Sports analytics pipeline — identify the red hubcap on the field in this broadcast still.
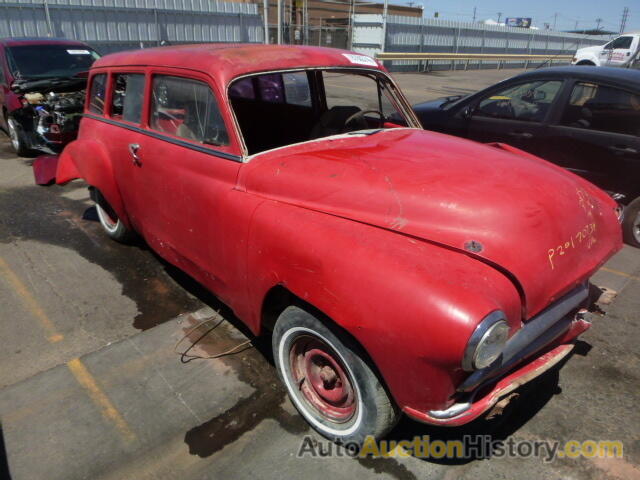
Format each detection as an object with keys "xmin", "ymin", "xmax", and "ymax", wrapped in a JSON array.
[{"xmin": 290, "ymin": 336, "xmax": 357, "ymax": 423}]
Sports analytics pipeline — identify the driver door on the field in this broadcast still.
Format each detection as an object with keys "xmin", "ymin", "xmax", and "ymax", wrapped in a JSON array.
[
  {"xmin": 466, "ymin": 79, "xmax": 564, "ymax": 156},
  {"xmin": 602, "ymin": 36, "xmax": 637, "ymax": 67}
]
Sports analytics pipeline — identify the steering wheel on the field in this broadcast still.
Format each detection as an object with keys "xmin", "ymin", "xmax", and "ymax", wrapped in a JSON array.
[{"xmin": 343, "ymin": 109, "xmax": 385, "ymax": 132}]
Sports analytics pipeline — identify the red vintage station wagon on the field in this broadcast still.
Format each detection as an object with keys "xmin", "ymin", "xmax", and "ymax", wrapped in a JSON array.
[{"xmin": 56, "ymin": 44, "xmax": 623, "ymax": 445}]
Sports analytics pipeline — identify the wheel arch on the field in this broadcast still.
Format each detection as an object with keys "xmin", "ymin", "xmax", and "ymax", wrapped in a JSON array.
[
  {"xmin": 260, "ymin": 283, "xmax": 394, "ymax": 397},
  {"xmin": 56, "ymin": 139, "xmax": 131, "ymax": 228}
]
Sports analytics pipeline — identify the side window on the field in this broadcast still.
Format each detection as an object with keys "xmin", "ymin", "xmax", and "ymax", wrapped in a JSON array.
[
  {"xmin": 88, "ymin": 73, "xmax": 107, "ymax": 114},
  {"xmin": 110, "ymin": 73, "xmax": 145, "ymax": 123},
  {"xmin": 560, "ymin": 82, "xmax": 640, "ymax": 136},
  {"xmin": 606, "ymin": 36, "xmax": 633, "ymax": 50},
  {"xmin": 282, "ymin": 72, "xmax": 311, "ymax": 107},
  {"xmin": 475, "ymin": 80, "xmax": 562, "ymax": 122},
  {"xmin": 150, "ymin": 75, "xmax": 229, "ymax": 146}
]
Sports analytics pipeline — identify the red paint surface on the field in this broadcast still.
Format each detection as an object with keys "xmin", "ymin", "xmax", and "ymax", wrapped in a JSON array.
[
  {"xmin": 56, "ymin": 45, "xmax": 623, "ymax": 423},
  {"xmin": 32, "ymin": 155, "xmax": 59, "ymax": 185}
]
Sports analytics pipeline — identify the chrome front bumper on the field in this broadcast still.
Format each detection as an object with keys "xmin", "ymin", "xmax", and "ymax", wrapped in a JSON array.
[{"xmin": 428, "ymin": 283, "xmax": 590, "ymax": 420}]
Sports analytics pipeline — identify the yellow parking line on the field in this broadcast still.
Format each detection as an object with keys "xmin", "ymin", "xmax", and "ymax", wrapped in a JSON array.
[
  {"xmin": 0, "ymin": 256, "xmax": 63, "ymax": 343},
  {"xmin": 601, "ymin": 266, "xmax": 640, "ymax": 282},
  {"xmin": 0, "ymin": 255, "xmax": 136, "ymax": 444},
  {"xmin": 67, "ymin": 358, "xmax": 137, "ymax": 444}
]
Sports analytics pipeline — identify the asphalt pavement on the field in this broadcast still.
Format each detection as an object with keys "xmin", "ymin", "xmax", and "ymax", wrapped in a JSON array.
[{"xmin": 0, "ymin": 68, "xmax": 639, "ymax": 480}]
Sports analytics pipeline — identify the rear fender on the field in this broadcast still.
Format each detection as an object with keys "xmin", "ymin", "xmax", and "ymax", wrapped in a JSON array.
[{"xmin": 56, "ymin": 139, "xmax": 130, "ymax": 227}]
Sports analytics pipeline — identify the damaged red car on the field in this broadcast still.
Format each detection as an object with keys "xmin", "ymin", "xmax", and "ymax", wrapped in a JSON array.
[
  {"xmin": 56, "ymin": 44, "xmax": 623, "ymax": 445},
  {"xmin": 0, "ymin": 37, "xmax": 100, "ymax": 156}
]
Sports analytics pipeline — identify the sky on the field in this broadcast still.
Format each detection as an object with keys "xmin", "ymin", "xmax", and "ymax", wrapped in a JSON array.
[{"xmin": 415, "ymin": 0, "xmax": 639, "ymax": 33}]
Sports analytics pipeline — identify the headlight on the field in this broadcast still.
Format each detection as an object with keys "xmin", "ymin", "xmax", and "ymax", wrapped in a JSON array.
[{"xmin": 462, "ymin": 311, "xmax": 510, "ymax": 371}]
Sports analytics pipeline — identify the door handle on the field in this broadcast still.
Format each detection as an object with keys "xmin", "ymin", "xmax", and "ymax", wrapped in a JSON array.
[
  {"xmin": 608, "ymin": 145, "xmax": 638, "ymax": 155},
  {"xmin": 128, "ymin": 143, "xmax": 142, "ymax": 166},
  {"xmin": 508, "ymin": 131, "xmax": 533, "ymax": 139}
]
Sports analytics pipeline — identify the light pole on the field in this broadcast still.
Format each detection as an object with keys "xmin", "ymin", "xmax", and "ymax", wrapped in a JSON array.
[
  {"xmin": 264, "ymin": 0, "xmax": 269, "ymax": 43},
  {"xmin": 277, "ymin": 0, "xmax": 282, "ymax": 44},
  {"xmin": 382, "ymin": 0, "xmax": 389, "ymax": 52}
]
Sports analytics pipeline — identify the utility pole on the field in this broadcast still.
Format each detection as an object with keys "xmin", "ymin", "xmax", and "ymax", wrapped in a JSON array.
[
  {"xmin": 382, "ymin": 0, "xmax": 389, "ymax": 52},
  {"xmin": 620, "ymin": 6, "xmax": 629, "ymax": 34},
  {"xmin": 574, "ymin": 20, "xmax": 578, "ymax": 31},
  {"xmin": 497, "ymin": 12, "xmax": 502, "ymax": 23},
  {"xmin": 263, "ymin": 0, "xmax": 269, "ymax": 44},
  {"xmin": 277, "ymin": 0, "xmax": 282, "ymax": 44},
  {"xmin": 553, "ymin": 13, "xmax": 557, "ymax": 31},
  {"xmin": 472, "ymin": 6, "xmax": 477, "ymax": 23},
  {"xmin": 595, "ymin": 18, "xmax": 602, "ymax": 31}
]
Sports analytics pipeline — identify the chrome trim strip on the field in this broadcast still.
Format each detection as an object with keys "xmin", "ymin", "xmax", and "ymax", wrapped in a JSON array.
[
  {"xmin": 83, "ymin": 114, "xmax": 243, "ymax": 163},
  {"xmin": 461, "ymin": 310, "xmax": 506, "ymax": 371},
  {"xmin": 428, "ymin": 401, "xmax": 473, "ymax": 419}
]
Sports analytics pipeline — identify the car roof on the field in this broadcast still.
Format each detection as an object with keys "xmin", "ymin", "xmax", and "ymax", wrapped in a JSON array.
[
  {"xmin": 92, "ymin": 43, "xmax": 385, "ymax": 86},
  {"xmin": 509, "ymin": 66, "xmax": 640, "ymax": 88},
  {"xmin": 0, "ymin": 37, "xmax": 92, "ymax": 47}
]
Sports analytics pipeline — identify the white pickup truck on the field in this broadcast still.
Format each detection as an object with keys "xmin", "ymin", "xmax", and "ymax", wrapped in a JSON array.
[{"xmin": 572, "ymin": 32, "xmax": 640, "ymax": 68}]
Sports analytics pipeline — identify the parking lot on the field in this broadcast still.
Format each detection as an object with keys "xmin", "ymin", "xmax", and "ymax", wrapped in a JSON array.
[{"xmin": 1, "ymin": 68, "xmax": 640, "ymax": 480}]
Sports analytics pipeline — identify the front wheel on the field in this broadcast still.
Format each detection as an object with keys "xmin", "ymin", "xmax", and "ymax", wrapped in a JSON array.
[
  {"xmin": 94, "ymin": 190, "xmax": 135, "ymax": 243},
  {"xmin": 623, "ymin": 197, "xmax": 640, "ymax": 248},
  {"xmin": 7, "ymin": 117, "xmax": 31, "ymax": 157},
  {"xmin": 273, "ymin": 305, "xmax": 399, "ymax": 446}
]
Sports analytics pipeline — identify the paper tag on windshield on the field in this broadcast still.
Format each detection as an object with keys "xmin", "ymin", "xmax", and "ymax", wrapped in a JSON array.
[
  {"xmin": 342, "ymin": 53, "xmax": 378, "ymax": 66},
  {"xmin": 67, "ymin": 49, "xmax": 91, "ymax": 55}
]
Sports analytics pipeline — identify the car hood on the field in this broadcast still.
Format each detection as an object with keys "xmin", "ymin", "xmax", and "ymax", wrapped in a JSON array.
[
  {"xmin": 413, "ymin": 95, "xmax": 467, "ymax": 112},
  {"xmin": 576, "ymin": 45, "xmax": 605, "ymax": 55},
  {"xmin": 239, "ymin": 128, "xmax": 622, "ymax": 317}
]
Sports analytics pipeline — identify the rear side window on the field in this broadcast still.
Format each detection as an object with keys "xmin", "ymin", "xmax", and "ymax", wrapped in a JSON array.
[
  {"xmin": 111, "ymin": 73, "xmax": 145, "ymax": 123},
  {"xmin": 88, "ymin": 73, "xmax": 107, "ymax": 114},
  {"xmin": 560, "ymin": 82, "xmax": 640, "ymax": 136},
  {"xmin": 150, "ymin": 75, "xmax": 229, "ymax": 146}
]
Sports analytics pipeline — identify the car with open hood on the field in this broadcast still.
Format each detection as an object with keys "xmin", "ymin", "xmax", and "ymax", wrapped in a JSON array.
[
  {"xmin": 0, "ymin": 37, "xmax": 100, "ymax": 156},
  {"xmin": 55, "ymin": 44, "xmax": 623, "ymax": 446}
]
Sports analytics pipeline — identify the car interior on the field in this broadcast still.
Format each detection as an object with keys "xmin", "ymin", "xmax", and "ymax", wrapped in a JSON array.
[
  {"xmin": 475, "ymin": 80, "xmax": 561, "ymax": 123},
  {"xmin": 229, "ymin": 69, "xmax": 407, "ymax": 155},
  {"xmin": 561, "ymin": 82, "xmax": 640, "ymax": 136}
]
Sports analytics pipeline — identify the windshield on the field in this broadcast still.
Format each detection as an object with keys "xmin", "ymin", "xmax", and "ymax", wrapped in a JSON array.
[
  {"xmin": 7, "ymin": 45, "xmax": 100, "ymax": 80},
  {"xmin": 229, "ymin": 68, "xmax": 414, "ymax": 155}
]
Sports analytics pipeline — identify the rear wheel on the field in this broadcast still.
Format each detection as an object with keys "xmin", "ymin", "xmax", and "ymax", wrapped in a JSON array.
[
  {"xmin": 94, "ymin": 190, "xmax": 135, "ymax": 243},
  {"xmin": 273, "ymin": 305, "xmax": 399, "ymax": 446},
  {"xmin": 623, "ymin": 197, "xmax": 640, "ymax": 248},
  {"xmin": 7, "ymin": 117, "xmax": 31, "ymax": 157}
]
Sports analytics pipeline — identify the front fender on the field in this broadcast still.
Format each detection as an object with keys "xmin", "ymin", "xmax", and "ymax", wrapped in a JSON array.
[
  {"xmin": 56, "ymin": 139, "xmax": 130, "ymax": 227},
  {"xmin": 246, "ymin": 200, "xmax": 522, "ymax": 412}
]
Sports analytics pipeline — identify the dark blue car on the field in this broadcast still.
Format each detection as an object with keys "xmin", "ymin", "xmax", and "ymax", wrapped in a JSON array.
[{"xmin": 410, "ymin": 66, "xmax": 640, "ymax": 247}]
